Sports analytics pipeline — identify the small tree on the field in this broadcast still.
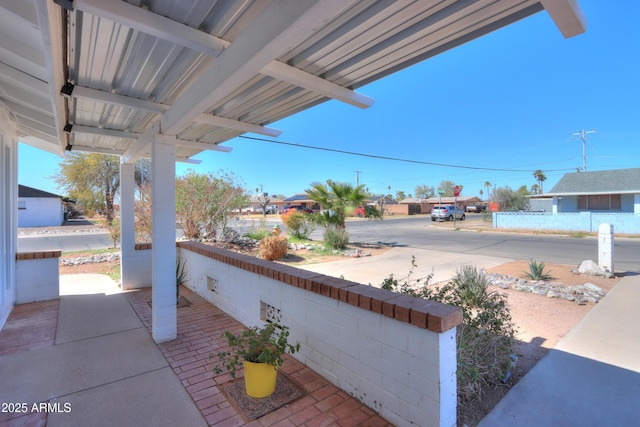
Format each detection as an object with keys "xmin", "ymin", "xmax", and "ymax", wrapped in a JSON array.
[{"xmin": 176, "ymin": 170, "xmax": 249, "ymax": 240}]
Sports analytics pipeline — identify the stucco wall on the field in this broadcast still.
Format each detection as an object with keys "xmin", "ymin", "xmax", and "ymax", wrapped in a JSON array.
[
  {"xmin": 18, "ymin": 197, "xmax": 63, "ymax": 227},
  {"xmin": 15, "ymin": 250, "xmax": 61, "ymax": 303},
  {"xmin": 177, "ymin": 241, "xmax": 460, "ymax": 427},
  {"xmin": 493, "ymin": 212, "xmax": 640, "ymax": 234}
]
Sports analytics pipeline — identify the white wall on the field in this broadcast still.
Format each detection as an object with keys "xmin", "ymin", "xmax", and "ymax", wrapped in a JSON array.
[
  {"xmin": 178, "ymin": 244, "xmax": 458, "ymax": 427},
  {"xmin": 18, "ymin": 196, "xmax": 63, "ymax": 227},
  {"xmin": 0, "ymin": 108, "xmax": 18, "ymax": 330},
  {"xmin": 15, "ymin": 256, "xmax": 60, "ymax": 303}
]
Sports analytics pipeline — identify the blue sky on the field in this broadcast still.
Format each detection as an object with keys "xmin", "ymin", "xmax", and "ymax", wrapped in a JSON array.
[{"xmin": 19, "ymin": 0, "xmax": 639, "ymax": 200}]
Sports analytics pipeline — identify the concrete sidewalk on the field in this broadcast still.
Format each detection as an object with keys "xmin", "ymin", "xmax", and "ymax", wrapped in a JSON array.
[
  {"xmin": 0, "ymin": 277, "xmax": 206, "ymax": 427},
  {"xmin": 299, "ymin": 246, "xmax": 512, "ymax": 285},
  {"xmin": 478, "ymin": 273, "xmax": 640, "ymax": 426}
]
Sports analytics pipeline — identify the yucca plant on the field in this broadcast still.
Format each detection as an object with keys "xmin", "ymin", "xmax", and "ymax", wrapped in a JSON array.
[{"xmin": 524, "ymin": 259, "xmax": 553, "ymax": 281}]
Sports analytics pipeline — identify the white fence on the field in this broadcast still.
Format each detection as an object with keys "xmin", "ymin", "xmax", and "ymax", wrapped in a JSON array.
[
  {"xmin": 493, "ymin": 212, "xmax": 640, "ymax": 234},
  {"xmin": 177, "ymin": 241, "xmax": 462, "ymax": 427}
]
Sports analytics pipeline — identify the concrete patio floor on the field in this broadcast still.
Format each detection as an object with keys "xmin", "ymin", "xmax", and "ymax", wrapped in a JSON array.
[{"xmin": 0, "ymin": 275, "xmax": 391, "ymax": 427}]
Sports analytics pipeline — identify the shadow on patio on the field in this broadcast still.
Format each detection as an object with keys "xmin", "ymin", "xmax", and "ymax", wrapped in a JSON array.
[{"xmin": 0, "ymin": 276, "xmax": 391, "ymax": 426}]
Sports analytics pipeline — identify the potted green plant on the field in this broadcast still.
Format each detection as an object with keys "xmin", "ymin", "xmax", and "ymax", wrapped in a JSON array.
[{"xmin": 212, "ymin": 322, "xmax": 300, "ymax": 398}]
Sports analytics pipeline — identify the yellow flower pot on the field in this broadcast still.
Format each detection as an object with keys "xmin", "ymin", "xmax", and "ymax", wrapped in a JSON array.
[{"xmin": 243, "ymin": 360, "xmax": 277, "ymax": 398}]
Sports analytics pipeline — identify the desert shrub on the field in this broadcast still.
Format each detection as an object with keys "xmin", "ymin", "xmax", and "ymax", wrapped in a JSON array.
[
  {"xmin": 381, "ymin": 262, "xmax": 516, "ymax": 405},
  {"xmin": 524, "ymin": 259, "xmax": 553, "ymax": 280},
  {"xmin": 323, "ymin": 225, "xmax": 349, "ymax": 249},
  {"xmin": 259, "ymin": 236, "xmax": 288, "ymax": 261},
  {"xmin": 280, "ymin": 210, "xmax": 315, "ymax": 239},
  {"xmin": 245, "ymin": 227, "xmax": 271, "ymax": 240}
]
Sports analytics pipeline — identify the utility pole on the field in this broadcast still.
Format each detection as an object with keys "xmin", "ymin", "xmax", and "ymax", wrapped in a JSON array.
[
  {"xmin": 572, "ymin": 129, "xmax": 596, "ymax": 172},
  {"xmin": 354, "ymin": 170, "xmax": 362, "ymax": 186}
]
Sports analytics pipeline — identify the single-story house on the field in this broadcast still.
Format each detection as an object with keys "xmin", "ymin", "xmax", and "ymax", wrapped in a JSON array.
[
  {"xmin": 283, "ymin": 193, "xmax": 320, "ymax": 211},
  {"xmin": 495, "ymin": 168, "xmax": 640, "ymax": 233},
  {"xmin": 542, "ymin": 168, "xmax": 640, "ymax": 213},
  {"xmin": 18, "ymin": 185, "xmax": 64, "ymax": 227}
]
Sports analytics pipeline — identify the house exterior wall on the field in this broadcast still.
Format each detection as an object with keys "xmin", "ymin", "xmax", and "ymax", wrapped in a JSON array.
[
  {"xmin": 177, "ymin": 242, "xmax": 460, "ymax": 427},
  {"xmin": 558, "ymin": 194, "xmax": 635, "ymax": 213},
  {"xmin": 493, "ymin": 212, "xmax": 640, "ymax": 234},
  {"xmin": 18, "ymin": 196, "xmax": 63, "ymax": 227},
  {"xmin": 0, "ymin": 110, "xmax": 18, "ymax": 330}
]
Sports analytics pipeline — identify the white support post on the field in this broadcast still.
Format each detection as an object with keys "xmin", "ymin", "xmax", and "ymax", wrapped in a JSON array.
[
  {"xmin": 634, "ymin": 194, "xmax": 640, "ymax": 214},
  {"xmin": 119, "ymin": 162, "xmax": 136, "ymax": 289},
  {"xmin": 151, "ymin": 135, "xmax": 177, "ymax": 342},
  {"xmin": 552, "ymin": 196, "xmax": 559, "ymax": 214},
  {"xmin": 598, "ymin": 223, "xmax": 614, "ymax": 275}
]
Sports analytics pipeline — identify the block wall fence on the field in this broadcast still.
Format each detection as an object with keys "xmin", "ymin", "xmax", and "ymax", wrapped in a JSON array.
[{"xmin": 177, "ymin": 241, "xmax": 462, "ymax": 427}]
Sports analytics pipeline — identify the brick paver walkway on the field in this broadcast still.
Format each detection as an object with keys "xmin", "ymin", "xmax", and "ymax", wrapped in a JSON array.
[
  {"xmin": 127, "ymin": 286, "xmax": 393, "ymax": 427},
  {"xmin": 0, "ymin": 287, "xmax": 392, "ymax": 426}
]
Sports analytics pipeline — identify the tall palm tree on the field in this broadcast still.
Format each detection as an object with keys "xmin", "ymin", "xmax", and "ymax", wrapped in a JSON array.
[
  {"xmin": 484, "ymin": 181, "xmax": 492, "ymax": 202},
  {"xmin": 533, "ymin": 170, "xmax": 547, "ymax": 194},
  {"xmin": 306, "ymin": 180, "xmax": 368, "ymax": 229}
]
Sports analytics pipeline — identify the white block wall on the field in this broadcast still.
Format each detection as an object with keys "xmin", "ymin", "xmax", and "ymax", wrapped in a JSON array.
[
  {"xmin": 494, "ymin": 212, "xmax": 640, "ymax": 234},
  {"xmin": 178, "ymin": 246, "xmax": 457, "ymax": 427},
  {"xmin": 16, "ymin": 257, "xmax": 59, "ymax": 303}
]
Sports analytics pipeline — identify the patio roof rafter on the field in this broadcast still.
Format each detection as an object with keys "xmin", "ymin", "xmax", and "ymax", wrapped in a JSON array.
[
  {"xmin": 34, "ymin": 0, "xmax": 68, "ymax": 156},
  {"xmin": 161, "ymin": 0, "xmax": 358, "ymax": 135},
  {"xmin": 540, "ymin": 0, "xmax": 587, "ymax": 38},
  {"xmin": 72, "ymin": 0, "xmax": 227, "ymax": 56}
]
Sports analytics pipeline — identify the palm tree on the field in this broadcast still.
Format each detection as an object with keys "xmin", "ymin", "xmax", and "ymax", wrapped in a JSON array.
[
  {"xmin": 484, "ymin": 181, "xmax": 492, "ymax": 202},
  {"xmin": 533, "ymin": 170, "xmax": 547, "ymax": 194},
  {"xmin": 306, "ymin": 180, "xmax": 368, "ymax": 229}
]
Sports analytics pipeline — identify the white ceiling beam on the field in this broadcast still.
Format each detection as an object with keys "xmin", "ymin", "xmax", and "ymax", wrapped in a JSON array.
[
  {"xmin": 161, "ymin": 0, "xmax": 354, "ymax": 135},
  {"xmin": 0, "ymin": 62, "xmax": 49, "ymax": 94},
  {"xmin": 195, "ymin": 114, "xmax": 282, "ymax": 137},
  {"xmin": 540, "ymin": 0, "xmax": 587, "ymax": 38},
  {"xmin": 173, "ymin": 139, "xmax": 232, "ymax": 153},
  {"xmin": 35, "ymin": 0, "xmax": 68, "ymax": 155},
  {"xmin": 68, "ymin": 144, "xmax": 125, "ymax": 156},
  {"xmin": 261, "ymin": 61, "xmax": 374, "ymax": 109},
  {"xmin": 71, "ymin": 85, "xmax": 168, "ymax": 114},
  {"xmin": 73, "ymin": 0, "xmax": 227, "ymax": 56},
  {"xmin": 72, "ymin": 0, "xmax": 372, "ymax": 113},
  {"xmin": 69, "ymin": 124, "xmax": 140, "ymax": 140},
  {"xmin": 123, "ymin": 125, "xmax": 155, "ymax": 164}
]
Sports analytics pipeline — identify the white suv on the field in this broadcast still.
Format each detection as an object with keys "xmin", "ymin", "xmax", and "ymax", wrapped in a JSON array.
[{"xmin": 431, "ymin": 205, "xmax": 465, "ymax": 221}]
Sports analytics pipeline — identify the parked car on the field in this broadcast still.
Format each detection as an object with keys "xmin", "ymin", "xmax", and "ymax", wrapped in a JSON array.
[
  {"xmin": 281, "ymin": 205, "xmax": 313, "ymax": 214},
  {"xmin": 465, "ymin": 203, "xmax": 486, "ymax": 213},
  {"xmin": 255, "ymin": 205, "xmax": 278, "ymax": 214},
  {"xmin": 431, "ymin": 205, "xmax": 465, "ymax": 221}
]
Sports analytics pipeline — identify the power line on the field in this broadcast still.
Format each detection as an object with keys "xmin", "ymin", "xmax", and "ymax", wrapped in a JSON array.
[{"xmin": 238, "ymin": 135, "xmax": 576, "ymax": 173}]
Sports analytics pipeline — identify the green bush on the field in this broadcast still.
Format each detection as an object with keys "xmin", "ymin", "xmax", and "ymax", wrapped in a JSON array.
[
  {"xmin": 381, "ymin": 262, "xmax": 516, "ymax": 405},
  {"xmin": 244, "ymin": 227, "xmax": 271, "ymax": 240},
  {"xmin": 323, "ymin": 225, "xmax": 349, "ymax": 250},
  {"xmin": 280, "ymin": 210, "xmax": 315, "ymax": 239}
]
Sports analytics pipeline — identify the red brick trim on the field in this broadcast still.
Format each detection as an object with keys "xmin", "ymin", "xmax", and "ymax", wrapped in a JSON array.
[
  {"xmin": 135, "ymin": 243, "xmax": 152, "ymax": 250},
  {"xmin": 16, "ymin": 250, "xmax": 62, "ymax": 260},
  {"xmin": 177, "ymin": 241, "xmax": 462, "ymax": 333}
]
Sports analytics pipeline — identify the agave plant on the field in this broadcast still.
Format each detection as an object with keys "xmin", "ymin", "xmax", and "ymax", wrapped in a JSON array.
[{"xmin": 524, "ymin": 260, "xmax": 553, "ymax": 281}]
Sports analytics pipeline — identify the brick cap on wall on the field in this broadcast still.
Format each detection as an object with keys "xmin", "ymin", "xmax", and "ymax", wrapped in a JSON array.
[
  {"xmin": 177, "ymin": 241, "xmax": 463, "ymax": 333},
  {"xmin": 16, "ymin": 250, "xmax": 62, "ymax": 260}
]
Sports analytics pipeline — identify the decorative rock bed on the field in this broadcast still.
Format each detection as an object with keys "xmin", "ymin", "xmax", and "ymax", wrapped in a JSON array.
[
  {"xmin": 487, "ymin": 272, "xmax": 606, "ymax": 305},
  {"xmin": 61, "ymin": 252, "xmax": 120, "ymax": 266}
]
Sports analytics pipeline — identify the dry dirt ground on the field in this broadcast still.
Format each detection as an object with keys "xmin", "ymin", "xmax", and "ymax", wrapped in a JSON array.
[{"xmin": 59, "ymin": 248, "xmax": 621, "ymax": 426}]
